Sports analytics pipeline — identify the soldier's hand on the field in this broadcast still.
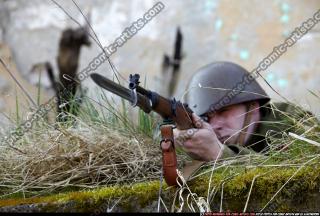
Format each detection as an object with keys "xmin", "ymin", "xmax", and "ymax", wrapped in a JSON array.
[{"xmin": 173, "ymin": 113, "xmax": 224, "ymax": 162}]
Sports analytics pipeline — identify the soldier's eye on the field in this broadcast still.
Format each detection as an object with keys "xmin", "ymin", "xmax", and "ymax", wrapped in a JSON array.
[{"xmin": 218, "ymin": 108, "xmax": 229, "ymax": 114}]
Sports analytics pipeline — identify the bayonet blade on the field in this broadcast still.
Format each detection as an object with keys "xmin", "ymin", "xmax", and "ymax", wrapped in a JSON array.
[{"xmin": 90, "ymin": 73, "xmax": 133, "ymax": 103}]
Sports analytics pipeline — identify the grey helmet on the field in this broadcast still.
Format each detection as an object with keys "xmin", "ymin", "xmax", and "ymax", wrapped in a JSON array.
[{"xmin": 185, "ymin": 61, "xmax": 270, "ymax": 116}]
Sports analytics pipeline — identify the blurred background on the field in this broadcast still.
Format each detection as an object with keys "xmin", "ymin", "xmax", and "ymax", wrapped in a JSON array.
[{"xmin": 0, "ymin": 0, "xmax": 319, "ymax": 128}]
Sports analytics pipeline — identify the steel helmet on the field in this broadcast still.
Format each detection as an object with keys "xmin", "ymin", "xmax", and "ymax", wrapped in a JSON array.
[{"xmin": 185, "ymin": 61, "xmax": 270, "ymax": 116}]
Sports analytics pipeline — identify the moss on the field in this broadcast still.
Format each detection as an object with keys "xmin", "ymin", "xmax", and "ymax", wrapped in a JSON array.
[
  {"xmin": 0, "ymin": 164, "xmax": 319, "ymax": 212},
  {"xmin": 187, "ymin": 164, "xmax": 320, "ymax": 211},
  {"xmin": 0, "ymin": 180, "xmax": 163, "ymax": 212}
]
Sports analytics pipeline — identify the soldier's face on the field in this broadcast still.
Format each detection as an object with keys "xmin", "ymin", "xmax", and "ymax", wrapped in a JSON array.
[{"xmin": 206, "ymin": 103, "xmax": 252, "ymax": 145}]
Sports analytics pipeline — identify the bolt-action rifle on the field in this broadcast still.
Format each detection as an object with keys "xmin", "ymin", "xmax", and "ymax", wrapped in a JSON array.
[{"xmin": 90, "ymin": 73, "xmax": 202, "ymax": 186}]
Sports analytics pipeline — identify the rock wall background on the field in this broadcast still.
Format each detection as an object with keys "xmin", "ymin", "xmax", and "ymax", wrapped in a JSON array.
[{"xmin": 0, "ymin": 0, "xmax": 319, "ymax": 127}]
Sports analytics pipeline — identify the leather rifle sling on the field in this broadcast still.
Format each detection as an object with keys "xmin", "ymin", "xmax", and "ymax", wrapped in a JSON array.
[
  {"xmin": 160, "ymin": 125, "xmax": 179, "ymax": 186},
  {"xmin": 160, "ymin": 125, "xmax": 205, "ymax": 185}
]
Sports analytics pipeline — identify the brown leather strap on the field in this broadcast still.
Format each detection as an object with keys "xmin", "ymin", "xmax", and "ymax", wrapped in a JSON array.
[
  {"xmin": 237, "ymin": 103, "xmax": 255, "ymax": 146},
  {"xmin": 160, "ymin": 125, "xmax": 179, "ymax": 186}
]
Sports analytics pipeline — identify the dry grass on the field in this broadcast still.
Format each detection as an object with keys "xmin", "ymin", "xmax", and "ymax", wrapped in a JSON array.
[{"xmin": 0, "ymin": 105, "xmax": 162, "ymax": 199}]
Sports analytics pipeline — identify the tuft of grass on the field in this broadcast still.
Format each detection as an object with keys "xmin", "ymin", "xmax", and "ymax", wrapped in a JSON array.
[
  {"xmin": 0, "ymin": 87, "xmax": 162, "ymax": 200},
  {"xmin": 138, "ymin": 109, "xmax": 156, "ymax": 137}
]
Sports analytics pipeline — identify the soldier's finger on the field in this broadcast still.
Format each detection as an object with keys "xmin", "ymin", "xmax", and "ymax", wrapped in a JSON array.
[
  {"xmin": 192, "ymin": 113, "xmax": 203, "ymax": 128},
  {"xmin": 182, "ymin": 139, "xmax": 193, "ymax": 149},
  {"xmin": 192, "ymin": 113, "xmax": 212, "ymax": 130}
]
